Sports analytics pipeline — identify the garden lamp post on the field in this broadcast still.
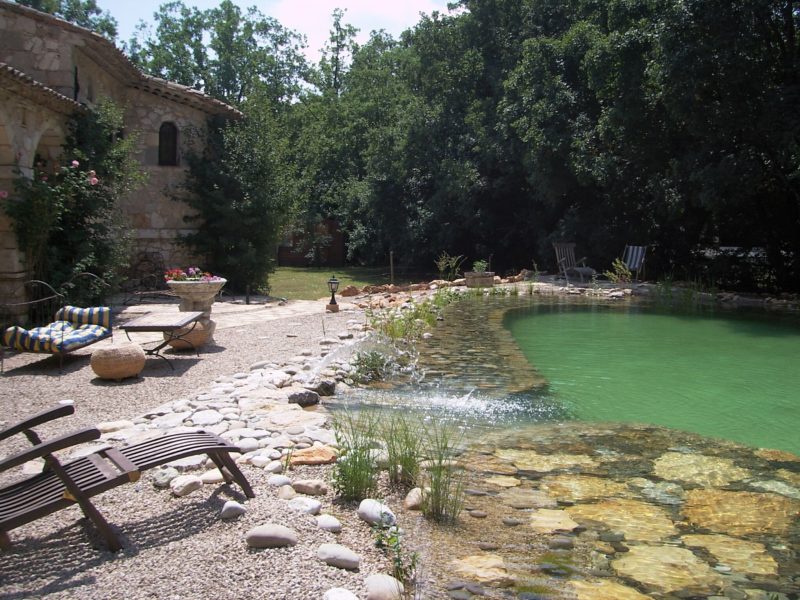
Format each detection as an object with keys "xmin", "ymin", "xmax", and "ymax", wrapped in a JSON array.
[{"xmin": 326, "ymin": 275, "xmax": 340, "ymax": 312}]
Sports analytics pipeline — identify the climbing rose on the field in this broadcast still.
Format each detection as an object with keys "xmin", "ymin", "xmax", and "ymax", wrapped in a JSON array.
[
  {"xmin": 0, "ymin": 190, "xmax": 7, "ymax": 198},
  {"xmin": 71, "ymin": 160, "xmax": 79, "ymax": 167},
  {"xmin": 89, "ymin": 177, "xmax": 99, "ymax": 185}
]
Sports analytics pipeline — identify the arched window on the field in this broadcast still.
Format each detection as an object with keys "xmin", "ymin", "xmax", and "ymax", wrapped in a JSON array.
[{"xmin": 158, "ymin": 122, "xmax": 178, "ymax": 166}]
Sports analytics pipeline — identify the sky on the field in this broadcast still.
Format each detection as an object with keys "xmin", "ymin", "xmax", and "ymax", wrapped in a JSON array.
[{"xmin": 104, "ymin": 0, "xmax": 455, "ymax": 64}]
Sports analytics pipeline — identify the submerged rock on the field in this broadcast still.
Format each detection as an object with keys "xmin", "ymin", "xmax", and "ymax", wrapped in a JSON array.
[
  {"xmin": 451, "ymin": 554, "xmax": 513, "ymax": 587},
  {"xmin": 653, "ymin": 451, "xmax": 751, "ymax": 487},
  {"xmin": 612, "ymin": 545, "xmax": 724, "ymax": 596},
  {"xmin": 682, "ymin": 534, "xmax": 778, "ymax": 576},
  {"xmin": 682, "ymin": 489, "xmax": 800, "ymax": 536},
  {"xmin": 567, "ymin": 498, "xmax": 677, "ymax": 542},
  {"xmin": 494, "ymin": 448, "xmax": 599, "ymax": 473},
  {"xmin": 540, "ymin": 474, "xmax": 629, "ymax": 502}
]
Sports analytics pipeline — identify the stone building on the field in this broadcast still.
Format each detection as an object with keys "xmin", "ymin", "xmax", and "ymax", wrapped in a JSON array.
[{"xmin": 0, "ymin": 0, "xmax": 240, "ymax": 303}]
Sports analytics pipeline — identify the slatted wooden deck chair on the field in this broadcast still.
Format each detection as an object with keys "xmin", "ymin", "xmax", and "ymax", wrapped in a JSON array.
[
  {"xmin": 622, "ymin": 245, "xmax": 647, "ymax": 281},
  {"xmin": 0, "ymin": 405, "xmax": 254, "ymax": 552},
  {"xmin": 553, "ymin": 242, "xmax": 596, "ymax": 283}
]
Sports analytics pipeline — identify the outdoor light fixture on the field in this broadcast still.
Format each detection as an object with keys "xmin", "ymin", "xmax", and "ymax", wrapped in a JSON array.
[{"xmin": 326, "ymin": 275, "xmax": 340, "ymax": 312}]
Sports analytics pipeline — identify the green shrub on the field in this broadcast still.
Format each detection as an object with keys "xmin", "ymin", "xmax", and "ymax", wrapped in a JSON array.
[
  {"xmin": 471, "ymin": 259, "xmax": 489, "ymax": 272},
  {"xmin": 374, "ymin": 523, "xmax": 418, "ymax": 588},
  {"xmin": 604, "ymin": 257, "xmax": 632, "ymax": 284},
  {"xmin": 435, "ymin": 251, "xmax": 466, "ymax": 281}
]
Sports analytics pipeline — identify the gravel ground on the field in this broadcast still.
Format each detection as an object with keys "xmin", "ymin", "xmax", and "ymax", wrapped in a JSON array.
[{"xmin": 0, "ymin": 301, "xmax": 403, "ymax": 600}]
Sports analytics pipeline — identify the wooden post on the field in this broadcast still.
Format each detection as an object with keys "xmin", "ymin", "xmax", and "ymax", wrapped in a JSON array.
[{"xmin": 390, "ymin": 250, "xmax": 395, "ymax": 285}]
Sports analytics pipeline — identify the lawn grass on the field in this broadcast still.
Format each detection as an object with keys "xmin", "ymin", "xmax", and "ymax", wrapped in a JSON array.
[{"xmin": 268, "ymin": 266, "xmax": 416, "ymax": 300}]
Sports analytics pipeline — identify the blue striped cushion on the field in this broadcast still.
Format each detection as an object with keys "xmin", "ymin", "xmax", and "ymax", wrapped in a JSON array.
[
  {"xmin": 55, "ymin": 323, "xmax": 111, "ymax": 353},
  {"xmin": 2, "ymin": 306, "xmax": 112, "ymax": 355},
  {"xmin": 55, "ymin": 306, "xmax": 112, "ymax": 328}
]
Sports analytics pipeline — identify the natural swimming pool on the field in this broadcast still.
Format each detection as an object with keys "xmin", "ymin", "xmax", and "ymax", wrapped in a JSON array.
[
  {"xmin": 505, "ymin": 301, "xmax": 800, "ymax": 455},
  {"xmin": 345, "ymin": 294, "xmax": 800, "ymax": 598}
]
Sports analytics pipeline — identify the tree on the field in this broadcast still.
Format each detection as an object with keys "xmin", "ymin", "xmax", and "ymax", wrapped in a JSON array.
[
  {"xmin": 15, "ymin": 0, "xmax": 117, "ymax": 39},
  {"xmin": 127, "ymin": 0, "xmax": 308, "ymax": 107},
  {"xmin": 179, "ymin": 107, "xmax": 294, "ymax": 296}
]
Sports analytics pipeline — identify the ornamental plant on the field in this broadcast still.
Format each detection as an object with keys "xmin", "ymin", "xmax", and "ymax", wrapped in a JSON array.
[
  {"xmin": 6, "ymin": 159, "xmax": 102, "ymax": 282},
  {"xmin": 164, "ymin": 267, "xmax": 224, "ymax": 282}
]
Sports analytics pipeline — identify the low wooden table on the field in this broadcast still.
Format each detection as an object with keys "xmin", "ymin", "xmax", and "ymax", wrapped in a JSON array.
[{"xmin": 120, "ymin": 311, "xmax": 204, "ymax": 369}]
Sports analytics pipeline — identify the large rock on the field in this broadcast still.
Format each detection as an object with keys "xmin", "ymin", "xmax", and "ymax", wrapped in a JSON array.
[
  {"xmin": 170, "ymin": 474, "xmax": 203, "ymax": 497},
  {"xmin": 494, "ymin": 448, "xmax": 599, "ymax": 472},
  {"xmin": 653, "ymin": 452, "xmax": 751, "ymax": 487},
  {"xmin": 403, "ymin": 487, "xmax": 423, "ymax": 510},
  {"xmin": 288, "ymin": 497, "xmax": 322, "ymax": 515},
  {"xmin": 357, "ymin": 499, "xmax": 396, "ymax": 527},
  {"xmin": 290, "ymin": 445, "xmax": 338, "ymax": 466},
  {"xmin": 317, "ymin": 514, "xmax": 343, "ymax": 533},
  {"xmin": 540, "ymin": 474, "xmax": 629, "ymax": 502},
  {"xmin": 288, "ymin": 389, "xmax": 321, "ymax": 407},
  {"xmin": 292, "ymin": 479, "xmax": 328, "ymax": 496},
  {"xmin": 451, "ymin": 554, "xmax": 514, "ymax": 587},
  {"xmin": 567, "ymin": 498, "xmax": 677, "ymax": 542},
  {"xmin": 220, "ymin": 500, "xmax": 247, "ymax": 520},
  {"xmin": 529, "ymin": 509, "xmax": 579, "ymax": 533},
  {"xmin": 682, "ymin": 534, "xmax": 778, "ymax": 576},
  {"xmin": 317, "ymin": 543, "xmax": 361, "ymax": 570},
  {"xmin": 364, "ymin": 574, "xmax": 404, "ymax": 600},
  {"xmin": 245, "ymin": 524, "xmax": 298, "ymax": 548},
  {"xmin": 498, "ymin": 487, "xmax": 557, "ymax": 510},
  {"xmin": 682, "ymin": 489, "xmax": 800, "ymax": 536},
  {"xmin": 612, "ymin": 545, "xmax": 724, "ymax": 596}
]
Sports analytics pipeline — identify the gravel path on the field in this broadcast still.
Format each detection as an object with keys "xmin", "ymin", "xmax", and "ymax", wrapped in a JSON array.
[{"xmin": 0, "ymin": 300, "xmax": 404, "ymax": 600}]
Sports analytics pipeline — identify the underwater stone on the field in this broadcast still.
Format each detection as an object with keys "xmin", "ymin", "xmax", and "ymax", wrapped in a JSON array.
[
  {"xmin": 653, "ymin": 452, "xmax": 751, "ymax": 487},
  {"xmin": 612, "ymin": 545, "xmax": 724, "ymax": 596},
  {"xmin": 540, "ymin": 475, "xmax": 629, "ymax": 502},
  {"xmin": 682, "ymin": 534, "xmax": 778, "ymax": 577},
  {"xmin": 450, "ymin": 554, "xmax": 513, "ymax": 587},
  {"xmin": 682, "ymin": 489, "xmax": 800, "ymax": 536},
  {"xmin": 567, "ymin": 498, "xmax": 677, "ymax": 542}
]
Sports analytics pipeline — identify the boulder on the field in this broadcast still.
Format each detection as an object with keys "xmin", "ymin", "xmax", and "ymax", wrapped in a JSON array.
[
  {"xmin": 288, "ymin": 390, "xmax": 321, "ymax": 407},
  {"xmin": 245, "ymin": 524, "xmax": 298, "ymax": 548},
  {"xmin": 357, "ymin": 499, "xmax": 396, "ymax": 526},
  {"xmin": 365, "ymin": 574, "xmax": 404, "ymax": 600},
  {"xmin": 317, "ymin": 543, "xmax": 361, "ymax": 570}
]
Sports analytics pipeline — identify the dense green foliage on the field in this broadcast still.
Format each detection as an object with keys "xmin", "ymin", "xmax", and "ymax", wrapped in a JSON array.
[
  {"xmin": 15, "ymin": 0, "xmax": 117, "ymax": 39},
  {"xmin": 3, "ymin": 101, "xmax": 143, "ymax": 296},
  {"xmin": 126, "ymin": 0, "xmax": 799, "ymax": 291},
  {"xmin": 179, "ymin": 109, "xmax": 293, "ymax": 294}
]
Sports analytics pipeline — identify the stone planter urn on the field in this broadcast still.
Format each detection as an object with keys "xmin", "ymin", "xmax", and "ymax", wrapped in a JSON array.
[
  {"xmin": 464, "ymin": 271, "xmax": 495, "ymax": 288},
  {"xmin": 165, "ymin": 278, "xmax": 226, "ymax": 343}
]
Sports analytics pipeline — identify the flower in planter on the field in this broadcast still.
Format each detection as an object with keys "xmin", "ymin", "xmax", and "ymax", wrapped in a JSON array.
[{"xmin": 164, "ymin": 267, "xmax": 224, "ymax": 282}]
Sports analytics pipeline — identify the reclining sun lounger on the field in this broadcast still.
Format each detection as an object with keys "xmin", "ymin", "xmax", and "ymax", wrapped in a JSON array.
[{"xmin": 0, "ymin": 405, "xmax": 254, "ymax": 552}]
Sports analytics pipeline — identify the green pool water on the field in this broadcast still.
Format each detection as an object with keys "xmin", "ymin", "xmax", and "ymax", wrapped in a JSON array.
[{"xmin": 505, "ymin": 303, "xmax": 800, "ymax": 455}]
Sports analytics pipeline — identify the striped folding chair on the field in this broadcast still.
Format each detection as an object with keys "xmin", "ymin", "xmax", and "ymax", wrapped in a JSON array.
[{"xmin": 622, "ymin": 245, "xmax": 647, "ymax": 281}]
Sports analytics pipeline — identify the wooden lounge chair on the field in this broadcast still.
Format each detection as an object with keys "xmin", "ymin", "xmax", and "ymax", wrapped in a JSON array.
[
  {"xmin": 0, "ymin": 405, "xmax": 254, "ymax": 552},
  {"xmin": 622, "ymin": 245, "xmax": 647, "ymax": 281},
  {"xmin": 553, "ymin": 242, "xmax": 596, "ymax": 283}
]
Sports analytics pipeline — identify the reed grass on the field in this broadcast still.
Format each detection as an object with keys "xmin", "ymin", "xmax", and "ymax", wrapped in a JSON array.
[
  {"xmin": 381, "ymin": 412, "xmax": 422, "ymax": 488},
  {"xmin": 420, "ymin": 421, "xmax": 466, "ymax": 524},
  {"xmin": 331, "ymin": 408, "xmax": 380, "ymax": 500}
]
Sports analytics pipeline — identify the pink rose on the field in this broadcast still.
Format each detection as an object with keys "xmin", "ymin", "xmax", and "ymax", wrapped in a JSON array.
[
  {"xmin": 89, "ymin": 177, "xmax": 99, "ymax": 185},
  {"xmin": 88, "ymin": 170, "xmax": 96, "ymax": 177},
  {"xmin": 71, "ymin": 160, "xmax": 80, "ymax": 168},
  {"xmin": 0, "ymin": 190, "xmax": 8, "ymax": 199}
]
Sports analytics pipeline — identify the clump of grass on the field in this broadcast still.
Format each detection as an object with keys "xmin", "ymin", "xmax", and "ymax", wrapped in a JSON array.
[
  {"xmin": 420, "ymin": 421, "xmax": 466, "ymax": 524},
  {"xmin": 381, "ymin": 412, "xmax": 422, "ymax": 488},
  {"xmin": 351, "ymin": 350, "xmax": 394, "ymax": 384},
  {"xmin": 331, "ymin": 409, "xmax": 379, "ymax": 501}
]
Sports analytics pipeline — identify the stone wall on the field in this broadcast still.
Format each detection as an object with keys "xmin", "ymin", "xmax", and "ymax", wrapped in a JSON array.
[{"xmin": 0, "ymin": 1, "xmax": 226, "ymax": 304}]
